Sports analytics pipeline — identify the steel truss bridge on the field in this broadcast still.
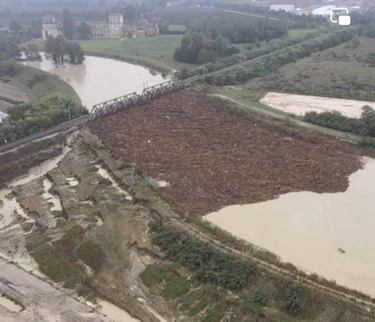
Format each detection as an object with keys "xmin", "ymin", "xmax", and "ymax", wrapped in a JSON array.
[
  {"xmin": 90, "ymin": 80, "xmax": 185, "ymax": 119},
  {"xmin": 0, "ymin": 80, "xmax": 186, "ymax": 153}
]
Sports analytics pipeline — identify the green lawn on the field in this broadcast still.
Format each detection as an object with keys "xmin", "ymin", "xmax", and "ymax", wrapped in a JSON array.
[
  {"xmin": 243, "ymin": 36, "xmax": 375, "ymax": 102},
  {"xmin": 168, "ymin": 24, "xmax": 187, "ymax": 32},
  {"xmin": 77, "ymin": 35, "xmax": 193, "ymax": 72},
  {"xmin": 2, "ymin": 63, "xmax": 79, "ymax": 106},
  {"xmin": 235, "ymin": 28, "xmax": 319, "ymax": 51}
]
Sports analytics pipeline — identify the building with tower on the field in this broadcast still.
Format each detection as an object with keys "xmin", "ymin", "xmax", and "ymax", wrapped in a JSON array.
[
  {"xmin": 40, "ymin": 13, "xmax": 158, "ymax": 40},
  {"xmin": 41, "ymin": 15, "xmax": 61, "ymax": 40}
]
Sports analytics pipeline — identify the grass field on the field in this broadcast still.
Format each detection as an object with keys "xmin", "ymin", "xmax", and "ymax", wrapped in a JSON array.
[
  {"xmin": 145, "ymin": 6, "xmax": 219, "ymax": 23},
  {"xmin": 2, "ymin": 64, "xmax": 79, "ymax": 106},
  {"xmin": 240, "ymin": 36, "xmax": 375, "ymax": 102},
  {"xmin": 235, "ymin": 28, "xmax": 318, "ymax": 51},
  {"xmin": 168, "ymin": 24, "xmax": 187, "ymax": 32},
  {"xmin": 76, "ymin": 36, "xmax": 194, "ymax": 72},
  {"xmin": 29, "ymin": 36, "xmax": 193, "ymax": 72}
]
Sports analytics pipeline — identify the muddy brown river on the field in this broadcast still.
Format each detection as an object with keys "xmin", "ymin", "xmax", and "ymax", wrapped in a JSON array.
[
  {"xmin": 21, "ymin": 54, "xmax": 170, "ymax": 111},
  {"xmin": 205, "ymin": 158, "xmax": 375, "ymax": 297}
]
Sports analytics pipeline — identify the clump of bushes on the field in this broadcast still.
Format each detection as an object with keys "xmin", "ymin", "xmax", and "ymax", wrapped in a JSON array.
[
  {"xmin": 152, "ymin": 227, "xmax": 257, "ymax": 291},
  {"xmin": 284, "ymin": 283, "xmax": 302, "ymax": 314},
  {"xmin": 0, "ymin": 94, "xmax": 87, "ymax": 144},
  {"xmin": 303, "ymin": 105, "xmax": 375, "ymax": 137}
]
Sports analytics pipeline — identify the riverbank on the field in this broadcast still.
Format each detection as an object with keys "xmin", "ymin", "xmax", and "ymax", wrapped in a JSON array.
[
  {"xmin": 21, "ymin": 55, "xmax": 170, "ymax": 111},
  {"xmin": 1, "ymin": 62, "xmax": 79, "ymax": 106},
  {"xmin": 26, "ymin": 36, "xmax": 193, "ymax": 74},
  {"xmin": 1, "ymin": 88, "xmax": 375, "ymax": 321}
]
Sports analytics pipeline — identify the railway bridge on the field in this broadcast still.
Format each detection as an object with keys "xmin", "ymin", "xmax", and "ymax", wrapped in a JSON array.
[{"xmin": 0, "ymin": 80, "xmax": 188, "ymax": 154}]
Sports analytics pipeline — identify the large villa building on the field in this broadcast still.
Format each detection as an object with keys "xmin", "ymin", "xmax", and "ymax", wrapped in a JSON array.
[{"xmin": 41, "ymin": 13, "xmax": 159, "ymax": 40}]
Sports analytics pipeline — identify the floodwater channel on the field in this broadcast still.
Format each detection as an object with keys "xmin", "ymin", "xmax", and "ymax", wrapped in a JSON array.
[
  {"xmin": 21, "ymin": 54, "xmax": 171, "ymax": 111},
  {"xmin": 204, "ymin": 158, "xmax": 375, "ymax": 297}
]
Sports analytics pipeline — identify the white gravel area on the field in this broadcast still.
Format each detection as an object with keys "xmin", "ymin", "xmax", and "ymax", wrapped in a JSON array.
[{"xmin": 260, "ymin": 92, "xmax": 375, "ymax": 118}]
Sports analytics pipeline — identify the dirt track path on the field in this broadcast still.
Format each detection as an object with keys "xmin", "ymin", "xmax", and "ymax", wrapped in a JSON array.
[
  {"xmin": 210, "ymin": 87, "xmax": 366, "ymax": 143},
  {"xmin": 166, "ymin": 216, "xmax": 375, "ymax": 315},
  {"xmin": 0, "ymin": 258, "xmax": 103, "ymax": 321}
]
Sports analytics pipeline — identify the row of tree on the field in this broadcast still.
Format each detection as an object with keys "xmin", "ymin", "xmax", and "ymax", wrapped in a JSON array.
[
  {"xmin": 0, "ymin": 38, "xmax": 20, "ymax": 60},
  {"xmin": 20, "ymin": 43, "xmax": 41, "ymax": 61},
  {"xmin": 152, "ymin": 227, "xmax": 257, "ymax": 292},
  {"xmin": 349, "ymin": 9, "xmax": 375, "ymax": 38},
  {"xmin": 189, "ymin": 13, "xmax": 288, "ymax": 44},
  {"xmin": 44, "ymin": 35, "xmax": 85, "ymax": 65},
  {"xmin": 0, "ymin": 93, "xmax": 87, "ymax": 144},
  {"xmin": 303, "ymin": 105, "xmax": 375, "ymax": 137},
  {"xmin": 211, "ymin": 29, "xmax": 355, "ymax": 86},
  {"xmin": 178, "ymin": 29, "xmax": 323, "ymax": 78},
  {"xmin": 174, "ymin": 33, "xmax": 240, "ymax": 64}
]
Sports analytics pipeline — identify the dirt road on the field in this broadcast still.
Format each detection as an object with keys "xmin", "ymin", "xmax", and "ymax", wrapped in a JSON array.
[{"xmin": 0, "ymin": 259, "xmax": 108, "ymax": 321}]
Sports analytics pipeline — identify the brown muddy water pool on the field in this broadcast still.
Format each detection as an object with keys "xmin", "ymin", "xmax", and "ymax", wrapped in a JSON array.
[
  {"xmin": 204, "ymin": 158, "xmax": 375, "ymax": 297},
  {"xmin": 21, "ymin": 55, "xmax": 171, "ymax": 111}
]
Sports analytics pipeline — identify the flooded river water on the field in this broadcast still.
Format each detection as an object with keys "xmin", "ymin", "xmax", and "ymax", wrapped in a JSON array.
[
  {"xmin": 205, "ymin": 158, "xmax": 375, "ymax": 297},
  {"xmin": 21, "ymin": 54, "xmax": 170, "ymax": 111}
]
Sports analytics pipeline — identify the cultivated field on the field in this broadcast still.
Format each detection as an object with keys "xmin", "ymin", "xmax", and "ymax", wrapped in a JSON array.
[
  {"xmin": 247, "ymin": 36, "xmax": 375, "ymax": 102},
  {"xmin": 0, "ymin": 83, "xmax": 28, "ymax": 112},
  {"xmin": 145, "ymin": 6, "xmax": 218, "ymax": 23},
  {"xmin": 0, "ymin": 64, "xmax": 77, "ymax": 113},
  {"xmin": 260, "ymin": 92, "xmax": 375, "ymax": 118},
  {"xmin": 89, "ymin": 89, "xmax": 362, "ymax": 216}
]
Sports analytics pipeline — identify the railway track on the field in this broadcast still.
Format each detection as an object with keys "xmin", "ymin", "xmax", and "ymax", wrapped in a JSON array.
[{"xmin": 0, "ymin": 28, "xmax": 347, "ymax": 154}]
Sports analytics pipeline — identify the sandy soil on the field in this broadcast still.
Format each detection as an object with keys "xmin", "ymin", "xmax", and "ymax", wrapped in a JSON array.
[
  {"xmin": 260, "ymin": 92, "xmax": 375, "ymax": 118},
  {"xmin": 89, "ymin": 89, "xmax": 362, "ymax": 216}
]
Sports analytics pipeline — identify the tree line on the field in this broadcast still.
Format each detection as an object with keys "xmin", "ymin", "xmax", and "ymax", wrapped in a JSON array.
[
  {"xmin": 0, "ymin": 91, "xmax": 87, "ymax": 144},
  {"xmin": 44, "ymin": 34, "xmax": 85, "ymax": 65},
  {"xmin": 174, "ymin": 12, "xmax": 289, "ymax": 65},
  {"xmin": 189, "ymin": 13, "xmax": 288, "ymax": 44},
  {"xmin": 174, "ymin": 33, "xmax": 240, "ymax": 64},
  {"xmin": 352, "ymin": 9, "xmax": 375, "ymax": 38},
  {"xmin": 216, "ymin": 3, "xmax": 327, "ymax": 28},
  {"xmin": 178, "ymin": 29, "xmax": 323, "ymax": 78},
  {"xmin": 303, "ymin": 105, "xmax": 375, "ymax": 137},
  {"xmin": 210, "ymin": 28, "xmax": 355, "ymax": 86}
]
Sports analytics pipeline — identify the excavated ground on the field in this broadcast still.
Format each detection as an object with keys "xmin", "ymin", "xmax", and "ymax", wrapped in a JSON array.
[{"xmin": 89, "ymin": 89, "xmax": 363, "ymax": 216}]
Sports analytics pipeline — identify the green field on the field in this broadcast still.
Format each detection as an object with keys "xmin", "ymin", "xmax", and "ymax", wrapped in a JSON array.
[
  {"xmin": 168, "ymin": 24, "xmax": 187, "ymax": 32},
  {"xmin": 243, "ymin": 36, "xmax": 375, "ymax": 102},
  {"xmin": 27, "ymin": 35, "xmax": 191, "ymax": 72},
  {"xmin": 2, "ymin": 63, "xmax": 79, "ymax": 106},
  {"xmin": 234, "ymin": 28, "xmax": 318, "ymax": 51},
  {"xmin": 77, "ymin": 36, "xmax": 193, "ymax": 72}
]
